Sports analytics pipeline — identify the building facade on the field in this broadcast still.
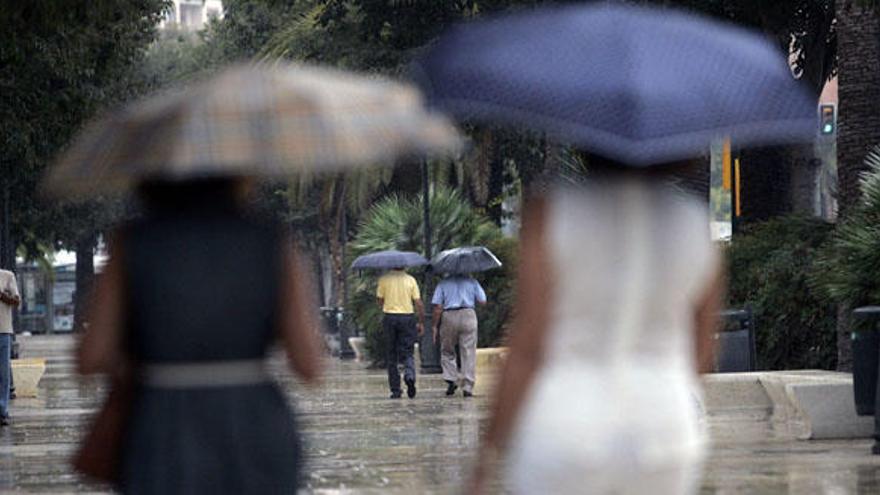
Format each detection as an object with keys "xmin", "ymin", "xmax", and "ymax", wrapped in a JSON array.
[{"xmin": 162, "ymin": 0, "xmax": 223, "ymax": 31}]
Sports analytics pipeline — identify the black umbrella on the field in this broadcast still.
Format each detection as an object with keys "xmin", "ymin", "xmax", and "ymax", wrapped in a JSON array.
[
  {"xmin": 413, "ymin": 3, "xmax": 816, "ymax": 166},
  {"xmin": 351, "ymin": 250, "xmax": 428, "ymax": 270},
  {"xmin": 431, "ymin": 246, "xmax": 502, "ymax": 274}
]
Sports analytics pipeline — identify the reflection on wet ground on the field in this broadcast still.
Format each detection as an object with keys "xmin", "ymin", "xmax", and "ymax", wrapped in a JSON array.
[{"xmin": 2, "ymin": 335, "xmax": 880, "ymax": 493}]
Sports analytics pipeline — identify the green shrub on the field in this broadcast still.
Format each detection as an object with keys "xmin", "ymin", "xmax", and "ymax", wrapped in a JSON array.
[
  {"xmin": 814, "ymin": 146, "xmax": 880, "ymax": 310},
  {"xmin": 348, "ymin": 187, "xmax": 516, "ymax": 367},
  {"xmin": 475, "ymin": 235, "xmax": 517, "ymax": 348},
  {"xmin": 726, "ymin": 216, "xmax": 836, "ymax": 370}
]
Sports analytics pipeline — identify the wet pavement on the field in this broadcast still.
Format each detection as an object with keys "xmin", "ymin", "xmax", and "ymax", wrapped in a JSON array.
[{"xmin": 2, "ymin": 335, "xmax": 880, "ymax": 494}]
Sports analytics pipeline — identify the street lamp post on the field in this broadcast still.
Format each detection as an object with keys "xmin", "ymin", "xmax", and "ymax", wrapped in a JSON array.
[{"xmin": 420, "ymin": 160, "xmax": 442, "ymax": 373}]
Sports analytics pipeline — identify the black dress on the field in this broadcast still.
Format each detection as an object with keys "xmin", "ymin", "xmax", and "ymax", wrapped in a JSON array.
[{"xmin": 118, "ymin": 210, "xmax": 301, "ymax": 494}]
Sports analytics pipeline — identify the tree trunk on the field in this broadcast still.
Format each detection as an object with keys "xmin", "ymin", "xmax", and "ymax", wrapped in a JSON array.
[
  {"xmin": 318, "ymin": 247, "xmax": 333, "ymax": 308},
  {"xmin": 0, "ymin": 181, "xmax": 12, "ymax": 271},
  {"xmin": 524, "ymin": 139, "xmax": 564, "ymax": 196},
  {"xmin": 488, "ymin": 134, "xmax": 505, "ymax": 226},
  {"xmin": 470, "ymin": 129, "xmax": 492, "ymax": 210},
  {"xmin": 836, "ymin": 304, "xmax": 853, "ymax": 372},
  {"xmin": 387, "ymin": 162, "xmax": 422, "ymax": 197},
  {"xmin": 327, "ymin": 177, "xmax": 347, "ymax": 309},
  {"xmin": 73, "ymin": 233, "xmax": 96, "ymax": 334},
  {"xmin": 789, "ymin": 145, "xmax": 824, "ymax": 216},
  {"xmin": 834, "ymin": 0, "xmax": 880, "ymax": 370},
  {"xmin": 836, "ymin": 0, "xmax": 880, "ymax": 217}
]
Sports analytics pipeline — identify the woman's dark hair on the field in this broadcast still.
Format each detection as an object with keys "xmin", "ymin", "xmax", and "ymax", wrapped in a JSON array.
[{"xmin": 136, "ymin": 177, "xmax": 245, "ymax": 214}]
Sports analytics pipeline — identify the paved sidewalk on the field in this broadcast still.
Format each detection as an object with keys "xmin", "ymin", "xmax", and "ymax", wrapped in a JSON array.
[{"xmin": 2, "ymin": 335, "xmax": 880, "ymax": 493}]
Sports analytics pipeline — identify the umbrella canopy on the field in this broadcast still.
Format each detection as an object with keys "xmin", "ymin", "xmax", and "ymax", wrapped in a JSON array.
[
  {"xmin": 431, "ymin": 246, "xmax": 502, "ymax": 274},
  {"xmin": 413, "ymin": 4, "xmax": 816, "ymax": 166},
  {"xmin": 44, "ymin": 63, "xmax": 461, "ymax": 198},
  {"xmin": 351, "ymin": 250, "xmax": 428, "ymax": 270}
]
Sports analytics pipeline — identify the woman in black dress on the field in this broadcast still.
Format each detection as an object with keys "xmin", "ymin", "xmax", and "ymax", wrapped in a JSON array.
[{"xmin": 77, "ymin": 178, "xmax": 322, "ymax": 494}]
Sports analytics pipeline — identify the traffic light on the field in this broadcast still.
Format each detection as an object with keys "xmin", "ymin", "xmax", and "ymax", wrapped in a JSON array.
[{"xmin": 819, "ymin": 103, "xmax": 836, "ymax": 135}]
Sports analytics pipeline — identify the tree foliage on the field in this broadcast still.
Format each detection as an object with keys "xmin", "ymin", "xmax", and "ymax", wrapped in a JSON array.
[
  {"xmin": 658, "ymin": 0, "xmax": 836, "ymax": 94},
  {"xmin": 814, "ymin": 145, "xmax": 880, "ymax": 306},
  {"xmin": 1, "ymin": 0, "xmax": 170, "ymax": 259},
  {"xmin": 726, "ymin": 216, "xmax": 837, "ymax": 370}
]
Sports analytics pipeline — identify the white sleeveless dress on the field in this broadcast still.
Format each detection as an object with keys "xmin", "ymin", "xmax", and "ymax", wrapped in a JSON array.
[{"xmin": 505, "ymin": 178, "xmax": 716, "ymax": 494}]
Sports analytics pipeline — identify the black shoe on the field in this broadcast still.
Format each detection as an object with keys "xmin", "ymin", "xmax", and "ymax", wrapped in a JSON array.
[
  {"xmin": 872, "ymin": 442, "xmax": 880, "ymax": 455},
  {"xmin": 405, "ymin": 378, "xmax": 416, "ymax": 398},
  {"xmin": 445, "ymin": 381, "xmax": 458, "ymax": 396},
  {"xmin": 390, "ymin": 391, "xmax": 402, "ymax": 399},
  {"xmin": 463, "ymin": 390, "xmax": 473, "ymax": 398},
  {"xmin": 0, "ymin": 416, "xmax": 9, "ymax": 427}
]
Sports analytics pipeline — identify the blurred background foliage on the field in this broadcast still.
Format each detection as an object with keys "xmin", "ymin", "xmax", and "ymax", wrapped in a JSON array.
[{"xmin": 726, "ymin": 216, "xmax": 837, "ymax": 370}]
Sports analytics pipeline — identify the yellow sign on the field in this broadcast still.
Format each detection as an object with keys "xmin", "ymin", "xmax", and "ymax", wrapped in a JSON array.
[
  {"xmin": 734, "ymin": 157, "xmax": 742, "ymax": 217},
  {"xmin": 721, "ymin": 138, "xmax": 732, "ymax": 190}
]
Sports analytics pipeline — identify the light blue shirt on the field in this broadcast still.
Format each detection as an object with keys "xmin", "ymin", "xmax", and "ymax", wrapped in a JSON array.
[{"xmin": 431, "ymin": 276, "xmax": 487, "ymax": 310}]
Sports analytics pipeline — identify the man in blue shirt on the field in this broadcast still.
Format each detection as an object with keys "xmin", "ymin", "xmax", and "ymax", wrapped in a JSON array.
[{"xmin": 431, "ymin": 274, "xmax": 487, "ymax": 397}]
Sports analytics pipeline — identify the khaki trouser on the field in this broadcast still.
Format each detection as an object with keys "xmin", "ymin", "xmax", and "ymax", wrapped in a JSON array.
[{"xmin": 439, "ymin": 308, "xmax": 478, "ymax": 392}]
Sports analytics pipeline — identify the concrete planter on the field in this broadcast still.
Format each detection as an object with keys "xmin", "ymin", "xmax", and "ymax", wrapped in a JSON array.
[
  {"xmin": 476, "ymin": 347, "xmax": 507, "ymax": 373},
  {"xmin": 11, "ymin": 358, "xmax": 46, "ymax": 398},
  {"xmin": 701, "ymin": 370, "xmax": 874, "ymax": 440}
]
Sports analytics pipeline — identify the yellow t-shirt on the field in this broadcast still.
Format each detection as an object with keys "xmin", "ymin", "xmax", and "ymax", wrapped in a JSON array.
[{"xmin": 376, "ymin": 270, "xmax": 421, "ymax": 314}]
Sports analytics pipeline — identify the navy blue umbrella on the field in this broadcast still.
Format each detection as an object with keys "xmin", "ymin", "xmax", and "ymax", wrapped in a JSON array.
[
  {"xmin": 351, "ymin": 250, "xmax": 428, "ymax": 270},
  {"xmin": 431, "ymin": 246, "xmax": 502, "ymax": 274},
  {"xmin": 412, "ymin": 4, "xmax": 816, "ymax": 166}
]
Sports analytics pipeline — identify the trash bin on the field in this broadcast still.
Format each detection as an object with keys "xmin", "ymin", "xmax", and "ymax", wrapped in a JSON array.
[
  {"xmin": 715, "ymin": 308, "xmax": 757, "ymax": 372},
  {"xmin": 852, "ymin": 306, "xmax": 880, "ymax": 416}
]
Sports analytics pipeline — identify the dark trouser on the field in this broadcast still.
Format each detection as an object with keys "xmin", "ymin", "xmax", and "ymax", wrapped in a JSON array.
[
  {"xmin": 383, "ymin": 313, "xmax": 416, "ymax": 394},
  {"xmin": 0, "ymin": 334, "xmax": 10, "ymax": 418}
]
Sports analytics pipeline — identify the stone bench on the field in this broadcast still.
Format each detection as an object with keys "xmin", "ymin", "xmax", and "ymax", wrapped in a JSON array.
[
  {"xmin": 469, "ymin": 357, "xmax": 871, "ymax": 440},
  {"xmin": 701, "ymin": 370, "xmax": 874, "ymax": 440},
  {"xmin": 11, "ymin": 358, "xmax": 46, "ymax": 398}
]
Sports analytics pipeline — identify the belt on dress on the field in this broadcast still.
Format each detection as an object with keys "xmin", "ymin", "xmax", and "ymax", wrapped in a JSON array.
[{"xmin": 139, "ymin": 359, "xmax": 270, "ymax": 389}]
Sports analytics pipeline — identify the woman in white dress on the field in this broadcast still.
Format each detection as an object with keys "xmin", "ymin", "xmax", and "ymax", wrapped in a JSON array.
[{"xmin": 469, "ymin": 157, "xmax": 722, "ymax": 494}]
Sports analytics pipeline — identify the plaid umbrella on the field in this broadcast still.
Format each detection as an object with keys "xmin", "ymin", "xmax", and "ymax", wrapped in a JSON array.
[
  {"xmin": 351, "ymin": 250, "xmax": 428, "ymax": 270},
  {"xmin": 431, "ymin": 246, "xmax": 502, "ymax": 274},
  {"xmin": 413, "ymin": 4, "xmax": 816, "ymax": 166},
  {"xmin": 44, "ymin": 63, "xmax": 461, "ymax": 198}
]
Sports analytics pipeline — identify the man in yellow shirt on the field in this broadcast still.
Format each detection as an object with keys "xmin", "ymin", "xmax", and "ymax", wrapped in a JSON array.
[{"xmin": 377, "ymin": 267, "xmax": 425, "ymax": 399}]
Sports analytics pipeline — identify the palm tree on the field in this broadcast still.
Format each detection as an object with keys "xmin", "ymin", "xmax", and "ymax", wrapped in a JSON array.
[
  {"xmin": 831, "ymin": 0, "xmax": 880, "ymax": 370},
  {"xmin": 816, "ymin": 145, "xmax": 880, "ymax": 306},
  {"xmin": 836, "ymin": 1, "xmax": 880, "ymax": 217},
  {"xmin": 281, "ymin": 167, "xmax": 392, "ymax": 308}
]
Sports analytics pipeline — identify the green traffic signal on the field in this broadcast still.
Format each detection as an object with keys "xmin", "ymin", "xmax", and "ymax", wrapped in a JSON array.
[{"xmin": 819, "ymin": 104, "xmax": 835, "ymax": 135}]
